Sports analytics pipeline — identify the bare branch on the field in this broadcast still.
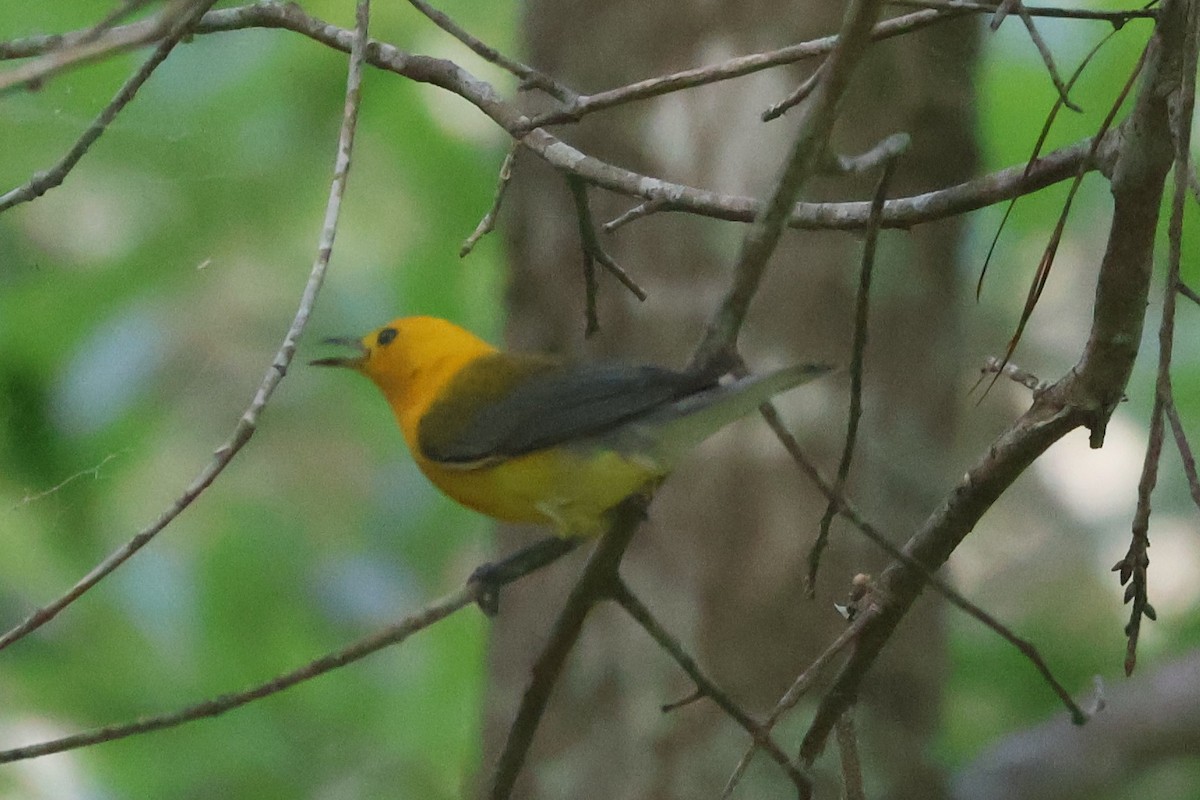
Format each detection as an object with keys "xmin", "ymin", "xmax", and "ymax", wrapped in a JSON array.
[
  {"xmin": 0, "ymin": 0, "xmax": 206, "ymax": 93},
  {"xmin": 987, "ymin": 42, "xmax": 1149, "ymax": 400},
  {"xmin": 488, "ymin": 496, "xmax": 647, "ymax": 800},
  {"xmin": 693, "ymin": 0, "xmax": 890, "ymax": 367},
  {"xmin": 755, "ymin": 389, "xmax": 1088, "ymax": 725},
  {"xmin": 0, "ymin": 512, "xmax": 580, "ymax": 764},
  {"xmin": 723, "ymin": 611, "xmax": 871, "ymax": 799},
  {"xmin": 836, "ymin": 710, "xmax": 866, "ymax": 800},
  {"xmin": 832, "ymin": 132, "xmax": 911, "ymax": 174},
  {"xmin": 977, "ymin": 25, "xmax": 1119, "ymax": 298},
  {"xmin": 1164, "ymin": 398, "xmax": 1200, "ymax": 513},
  {"xmin": 0, "ymin": 0, "xmax": 371, "ymax": 652},
  {"xmin": 611, "ymin": 581, "xmax": 811, "ymax": 797},
  {"xmin": 1117, "ymin": 0, "xmax": 1199, "ymax": 677},
  {"xmin": 0, "ymin": 582, "xmax": 475, "ymax": 763},
  {"xmin": 603, "ymin": 197, "xmax": 670, "ymax": 232},
  {"xmin": 0, "ymin": 1, "xmax": 219, "ymax": 213},
  {"xmin": 993, "ymin": 0, "xmax": 1083, "ymax": 112},
  {"xmin": 808, "ymin": 154, "xmax": 898, "ymax": 593},
  {"xmin": 762, "ymin": 62, "xmax": 825, "ymax": 122},
  {"xmin": 527, "ymin": 8, "xmax": 966, "ymax": 127},
  {"xmin": 890, "ymin": 0, "xmax": 1158, "ymax": 23},
  {"xmin": 977, "ymin": 356, "xmax": 1044, "ymax": 391},
  {"xmin": 1180, "ymin": 281, "xmax": 1200, "ymax": 305},
  {"xmin": 799, "ymin": 0, "xmax": 1182, "ymax": 760},
  {"xmin": 404, "ymin": 0, "xmax": 576, "ymax": 103},
  {"xmin": 460, "ymin": 142, "xmax": 519, "ymax": 257},
  {"xmin": 567, "ymin": 175, "xmax": 648, "ymax": 336},
  {"xmin": 23, "ymin": 3, "xmax": 1113, "ymax": 234}
]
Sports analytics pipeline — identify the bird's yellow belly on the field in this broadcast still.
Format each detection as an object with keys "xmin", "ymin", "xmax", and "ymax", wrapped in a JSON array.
[{"xmin": 416, "ymin": 448, "xmax": 662, "ymax": 537}]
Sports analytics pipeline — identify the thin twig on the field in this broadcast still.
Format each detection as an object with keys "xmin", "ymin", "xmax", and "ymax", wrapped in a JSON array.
[
  {"xmin": 1164, "ymin": 398, "xmax": 1200, "ymax": 513},
  {"xmin": 835, "ymin": 709, "xmax": 866, "ymax": 800},
  {"xmin": 610, "ymin": 580, "xmax": 811, "ymax": 797},
  {"xmin": 889, "ymin": 0, "xmax": 1158, "ymax": 22},
  {"xmin": 762, "ymin": 62, "xmax": 825, "ymax": 122},
  {"xmin": 997, "ymin": 0, "xmax": 1083, "ymax": 112},
  {"xmin": 1180, "ymin": 281, "xmax": 1200, "ymax": 305},
  {"xmin": 603, "ymin": 197, "xmax": 670, "ymax": 233},
  {"xmin": 976, "ymin": 27, "xmax": 1118, "ymax": 298},
  {"xmin": 83, "ymin": 0, "xmax": 165, "ymax": 43},
  {"xmin": 1119, "ymin": 397, "xmax": 1161, "ymax": 676},
  {"xmin": 975, "ymin": 355, "xmax": 1044, "ymax": 392},
  {"xmin": 488, "ymin": 496, "xmax": 647, "ymax": 800},
  {"xmin": 567, "ymin": 176, "xmax": 648, "ymax": 336},
  {"xmin": 0, "ymin": 0, "xmax": 201, "ymax": 93},
  {"xmin": 0, "ymin": 1, "xmax": 218, "ymax": 213},
  {"xmin": 692, "ymin": 0, "xmax": 889, "ymax": 368},
  {"xmin": 460, "ymin": 142, "xmax": 519, "ymax": 257},
  {"xmin": 808, "ymin": 153, "xmax": 899, "ymax": 594},
  {"xmin": 0, "ymin": 582, "xmax": 473, "ymax": 763},
  {"xmin": 0, "ymin": 0, "xmax": 371, "ymax": 653},
  {"xmin": 754, "ymin": 393, "xmax": 1088, "ymax": 725},
  {"xmin": 832, "ymin": 132, "xmax": 911, "ymax": 175},
  {"xmin": 0, "ymin": 521, "xmax": 579, "ymax": 764},
  {"xmin": 526, "ymin": 8, "xmax": 967, "ymax": 127},
  {"xmin": 404, "ymin": 0, "xmax": 576, "ymax": 103},
  {"xmin": 569, "ymin": 177, "xmax": 602, "ymax": 336},
  {"xmin": 1116, "ymin": 0, "xmax": 1197, "ymax": 678},
  {"xmin": 722, "ymin": 613, "xmax": 870, "ymax": 799},
  {"xmin": 9, "ymin": 4, "xmax": 1117, "ymax": 234},
  {"xmin": 986, "ymin": 42, "xmax": 1149, "ymax": 401}
]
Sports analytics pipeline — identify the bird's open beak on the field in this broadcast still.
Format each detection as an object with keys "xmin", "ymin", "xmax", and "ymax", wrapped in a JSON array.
[{"xmin": 310, "ymin": 336, "xmax": 367, "ymax": 369}]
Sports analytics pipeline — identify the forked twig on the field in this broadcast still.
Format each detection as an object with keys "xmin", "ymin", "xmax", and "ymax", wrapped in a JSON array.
[{"xmin": 567, "ymin": 176, "xmax": 648, "ymax": 336}]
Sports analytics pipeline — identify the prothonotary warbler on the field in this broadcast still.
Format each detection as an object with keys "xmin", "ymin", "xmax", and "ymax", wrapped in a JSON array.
[{"xmin": 313, "ymin": 316, "xmax": 829, "ymax": 537}]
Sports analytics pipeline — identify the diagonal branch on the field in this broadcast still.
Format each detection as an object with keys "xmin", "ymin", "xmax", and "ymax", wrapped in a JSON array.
[
  {"xmin": 487, "ymin": 495, "xmax": 647, "ymax": 800},
  {"xmin": 610, "ymin": 580, "xmax": 811, "ymax": 796},
  {"xmin": 692, "ymin": 0, "xmax": 890, "ymax": 367},
  {"xmin": 0, "ymin": 0, "xmax": 219, "ymax": 213},
  {"xmin": 14, "ymin": 3, "xmax": 1115, "ymax": 234},
  {"xmin": 798, "ymin": 0, "xmax": 1182, "ymax": 762},
  {"xmin": 808, "ymin": 153, "xmax": 899, "ymax": 592},
  {"xmin": 404, "ymin": 0, "xmax": 576, "ymax": 103},
  {"xmin": 0, "ymin": 581, "xmax": 472, "ymax": 763},
  {"xmin": 0, "ymin": 0, "xmax": 198, "ymax": 93},
  {"xmin": 0, "ymin": 0, "xmax": 372, "ymax": 653}
]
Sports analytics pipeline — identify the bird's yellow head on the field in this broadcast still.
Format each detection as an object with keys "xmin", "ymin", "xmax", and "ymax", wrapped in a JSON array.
[{"xmin": 311, "ymin": 316, "xmax": 497, "ymax": 413}]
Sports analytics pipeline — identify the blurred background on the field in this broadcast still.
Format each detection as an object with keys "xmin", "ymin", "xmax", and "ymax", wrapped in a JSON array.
[{"xmin": 0, "ymin": 1, "xmax": 1198, "ymax": 798}]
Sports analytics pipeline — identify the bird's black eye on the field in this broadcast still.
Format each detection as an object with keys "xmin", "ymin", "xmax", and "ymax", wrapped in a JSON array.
[{"xmin": 377, "ymin": 327, "xmax": 397, "ymax": 346}]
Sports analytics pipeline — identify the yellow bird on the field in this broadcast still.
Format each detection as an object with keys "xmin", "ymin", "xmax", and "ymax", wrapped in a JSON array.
[{"xmin": 313, "ymin": 316, "xmax": 828, "ymax": 537}]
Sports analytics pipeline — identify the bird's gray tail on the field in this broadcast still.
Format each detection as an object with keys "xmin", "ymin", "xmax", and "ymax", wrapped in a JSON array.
[{"xmin": 647, "ymin": 362, "xmax": 832, "ymax": 466}]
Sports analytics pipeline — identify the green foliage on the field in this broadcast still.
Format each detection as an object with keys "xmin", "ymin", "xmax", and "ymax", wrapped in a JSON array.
[
  {"xmin": 3, "ymin": 3, "xmax": 1200, "ymax": 798},
  {"xmin": 1, "ymin": 2, "xmax": 508, "ymax": 797}
]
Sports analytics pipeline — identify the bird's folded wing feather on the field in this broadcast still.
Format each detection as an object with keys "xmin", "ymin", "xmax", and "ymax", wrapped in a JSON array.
[{"xmin": 418, "ymin": 354, "xmax": 715, "ymax": 464}]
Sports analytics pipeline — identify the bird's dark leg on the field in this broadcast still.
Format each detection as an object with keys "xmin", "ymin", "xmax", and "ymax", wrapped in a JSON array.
[{"xmin": 469, "ymin": 535, "xmax": 581, "ymax": 616}]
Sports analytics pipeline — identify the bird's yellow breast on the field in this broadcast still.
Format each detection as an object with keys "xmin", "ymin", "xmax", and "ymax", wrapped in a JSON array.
[{"xmin": 409, "ymin": 443, "xmax": 661, "ymax": 537}]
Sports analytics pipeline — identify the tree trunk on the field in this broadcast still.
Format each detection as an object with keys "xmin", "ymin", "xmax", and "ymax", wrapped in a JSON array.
[{"xmin": 482, "ymin": 4, "xmax": 980, "ymax": 798}]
